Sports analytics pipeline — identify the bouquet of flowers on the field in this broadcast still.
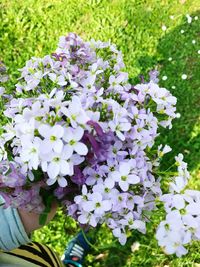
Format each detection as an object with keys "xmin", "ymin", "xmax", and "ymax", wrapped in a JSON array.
[{"xmin": 0, "ymin": 33, "xmax": 199, "ymax": 257}]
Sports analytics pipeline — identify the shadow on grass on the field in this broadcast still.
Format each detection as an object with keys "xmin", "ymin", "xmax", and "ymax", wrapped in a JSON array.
[
  {"xmin": 90, "ymin": 10, "xmax": 200, "ymax": 267},
  {"xmin": 137, "ymin": 10, "xmax": 200, "ymax": 175}
]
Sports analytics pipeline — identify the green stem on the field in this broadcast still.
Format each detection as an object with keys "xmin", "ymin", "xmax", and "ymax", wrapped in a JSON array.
[
  {"xmin": 81, "ymin": 229, "xmax": 118, "ymax": 251},
  {"xmin": 156, "ymin": 171, "xmax": 177, "ymax": 176},
  {"xmin": 164, "ymin": 163, "xmax": 176, "ymax": 172},
  {"xmin": 81, "ymin": 229, "xmax": 98, "ymax": 252}
]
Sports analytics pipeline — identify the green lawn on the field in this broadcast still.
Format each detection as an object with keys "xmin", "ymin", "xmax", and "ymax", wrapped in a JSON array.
[{"xmin": 0, "ymin": 0, "xmax": 200, "ymax": 266}]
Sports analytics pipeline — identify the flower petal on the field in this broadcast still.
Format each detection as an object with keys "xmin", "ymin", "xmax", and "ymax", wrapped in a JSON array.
[
  {"xmin": 82, "ymin": 201, "xmax": 95, "ymax": 212},
  {"xmin": 119, "ymin": 181, "xmax": 129, "ymax": 191},
  {"xmin": 53, "ymin": 139, "xmax": 63, "ymax": 154},
  {"xmin": 47, "ymin": 162, "xmax": 60, "ymax": 179},
  {"xmin": 58, "ymin": 177, "xmax": 68, "ymax": 187},
  {"xmin": 63, "ymin": 127, "xmax": 73, "ymax": 142},
  {"xmin": 40, "ymin": 140, "xmax": 52, "ymax": 154},
  {"xmin": 74, "ymin": 142, "xmax": 88, "ymax": 155},
  {"xmin": 62, "ymin": 145, "xmax": 73, "ymax": 159},
  {"xmin": 52, "ymin": 125, "xmax": 64, "ymax": 138},
  {"xmin": 119, "ymin": 162, "xmax": 130, "ymax": 176},
  {"xmin": 60, "ymin": 160, "xmax": 70, "ymax": 175},
  {"xmin": 46, "ymin": 178, "xmax": 57, "ymax": 186},
  {"xmin": 73, "ymin": 127, "xmax": 84, "ymax": 141},
  {"xmin": 38, "ymin": 124, "xmax": 50, "ymax": 138},
  {"xmin": 128, "ymin": 174, "xmax": 140, "ymax": 184},
  {"xmin": 78, "ymin": 214, "xmax": 88, "ymax": 224}
]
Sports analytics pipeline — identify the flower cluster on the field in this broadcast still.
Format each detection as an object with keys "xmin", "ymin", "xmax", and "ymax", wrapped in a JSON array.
[
  {"xmin": 156, "ymin": 155, "xmax": 200, "ymax": 257},
  {"xmin": 0, "ymin": 33, "xmax": 198, "ymax": 256},
  {"xmin": 156, "ymin": 188, "xmax": 200, "ymax": 257},
  {"xmin": 0, "ymin": 160, "xmax": 44, "ymax": 213}
]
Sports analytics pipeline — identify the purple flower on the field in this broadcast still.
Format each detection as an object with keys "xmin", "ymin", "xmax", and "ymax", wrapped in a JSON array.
[
  {"xmin": 71, "ymin": 166, "xmax": 86, "ymax": 185},
  {"xmin": 87, "ymin": 120, "xmax": 104, "ymax": 136},
  {"xmin": 0, "ymin": 161, "xmax": 26, "ymax": 188},
  {"xmin": 149, "ymin": 70, "xmax": 159, "ymax": 83}
]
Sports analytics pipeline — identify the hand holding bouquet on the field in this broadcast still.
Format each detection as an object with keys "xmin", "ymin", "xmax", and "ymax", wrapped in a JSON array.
[{"xmin": 0, "ymin": 33, "xmax": 199, "ymax": 257}]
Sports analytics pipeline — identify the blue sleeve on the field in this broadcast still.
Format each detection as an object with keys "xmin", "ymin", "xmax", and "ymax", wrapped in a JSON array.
[{"xmin": 0, "ymin": 196, "xmax": 31, "ymax": 251}]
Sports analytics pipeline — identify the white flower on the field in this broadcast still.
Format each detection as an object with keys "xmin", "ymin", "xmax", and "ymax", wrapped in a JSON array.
[
  {"xmin": 131, "ymin": 242, "xmax": 140, "ymax": 252},
  {"xmin": 80, "ymin": 74, "xmax": 96, "ymax": 93},
  {"xmin": 175, "ymin": 154, "xmax": 187, "ymax": 171},
  {"xmin": 20, "ymin": 137, "xmax": 41, "ymax": 170},
  {"xmin": 108, "ymin": 104, "xmax": 131, "ymax": 141},
  {"xmin": 84, "ymin": 167, "xmax": 103, "ymax": 186},
  {"xmin": 120, "ymin": 212, "xmax": 146, "ymax": 233},
  {"xmin": 66, "ymin": 73, "xmax": 78, "ymax": 89},
  {"xmin": 46, "ymin": 145, "xmax": 73, "ymax": 179},
  {"xmin": 164, "ymin": 239, "xmax": 188, "ymax": 257},
  {"xmin": 61, "ymin": 95, "xmax": 89, "ymax": 128},
  {"xmin": 112, "ymin": 228, "xmax": 127, "ymax": 245},
  {"xmin": 109, "ymin": 119, "xmax": 131, "ymax": 141},
  {"xmin": 63, "ymin": 126, "xmax": 88, "ymax": 156},
  {"xmin": 82, "ymin": 192, "xmax": 111, "ymax": 215},
  {"xmin": 15, "ymin": 117, "xmax": 35, "ymax": 140},
  {"xmin": 42, "ymin": 89, "xmax": 67, "ymax": 109},
  {"xmin": 111, "ymin": 161, "xmax": 140, "ymax": 191},
  {"xmin": 169, "ymin": 176, "xmax": 186, "ymax": 193},
  {"xmin": 46, "ymin": 175, "xmax": 68, "ymax": 187},
  {"xmin": 186, "ymin": 14, "xmax": 192, "ymax": 24},
  {"xmin": 48, "ymin": 73, "xmax": 68, "ymax": 86},
  {"xmin": 78, "ymin": 211, "xmax": 98, "ymax": 227},
  {"xmin": 2, "ymin": 124, "xmax": 15, "ymax": 142},
  {"xmin": 108, "ymin": 72, "xmax": 128, "ymax": 93},
  {"xmin": 74, "ymin": 185, "xmax": 90, "ymax": 205},
  {"xmin": 89, "ymin": 62, "xmax": 103, "ymax": 76},
  {"xmin": 25, "ymin": 70, "xmax": 43, "ymax": 91},
  {"xmin": 22, "ymin": 100, "xmax": 48, "ymax": 121},
  {"xmin": 39, "ymin": 124, "xmax": 64, "ymax": 154},
  {"xmin": 171, "ymin": 194, "xmax": 185, "ymax": 210},
  {"xmin": 93, "ymin": 182, "xmax": 119, "ymax": 200},
  {"xmin": 185, "ymin": 198, "xmax": 200, "ymax": 216},
  {"xmin": 157, "ymin": 144, "xmax": 172, "ymax": 157},
  {"xmin": 181, "ymin": 74, "xmax": 187, "ymax": 80},
  {"xmin": 162, "ymin": 25, "xmax": 167, "ymax": 31},
  {"xmin": 162, "ymin": 76, "xmax": 167, "ymax": 81},
  {"xmin": 156, "ymin": 211, "xmax": 188, "ymax": 257},
  {"xmin": 85, "ymin": 87, "xmax": 104, "ymax": 108}
]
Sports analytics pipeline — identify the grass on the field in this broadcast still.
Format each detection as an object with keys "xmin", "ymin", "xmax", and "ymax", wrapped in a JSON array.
[{"xmin": 0, "ymin": 0, "xmax": 200, "ymax": 266}]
